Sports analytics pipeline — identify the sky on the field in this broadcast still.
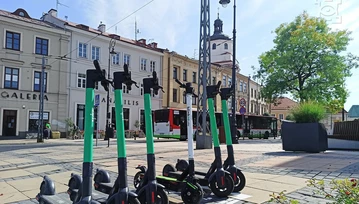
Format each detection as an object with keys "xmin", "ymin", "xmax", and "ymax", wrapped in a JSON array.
[{"xmin": 2, "ymin": 0, "xmax": 359, "ymax": 111}]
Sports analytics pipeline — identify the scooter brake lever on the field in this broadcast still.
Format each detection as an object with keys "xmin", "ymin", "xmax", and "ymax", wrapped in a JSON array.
[{"xmin": 132, "ymin": 80, "xmax": 139, "ymax": 88}]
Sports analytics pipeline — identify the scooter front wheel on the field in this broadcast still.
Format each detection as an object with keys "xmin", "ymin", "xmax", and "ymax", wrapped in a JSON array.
[
  {"xmin": 181, "ymin": 182, "xmax": 203, "ymax": 204},
  {"xmin": 209, "ymin": 174, "xmax": 234, "ymax": 198},
  {"xmin": 233, "ymin": 169, "xmax": 246, "ymax": 192},
  {"xmin": 133, "ymin": 171, "xmax": 145, "ymax": 189},
  {"xmin": 138, "ymin": 188, "xmax": 169, "ymax": 204}
]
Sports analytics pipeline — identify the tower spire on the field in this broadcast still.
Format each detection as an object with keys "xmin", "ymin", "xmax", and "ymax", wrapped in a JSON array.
[{"xmin": 217, "ymin": 7, "xmax": 220, "ymax": 19}]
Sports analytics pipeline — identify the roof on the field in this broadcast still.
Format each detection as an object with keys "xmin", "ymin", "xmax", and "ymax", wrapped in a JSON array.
[
  {"xmin": 0, "ymin": 8, "xmax": 53, "ymax": 28},
  {"xmin": 61, "ymin": 19, "xmax": 164, "ymax": 53},
  {"xmin": 271, "ymin": 97, "xmax": 298, "ymax": 110},
  {"xmin": 348, "ymin": 105, "xmax": 359, "ymax": 118}
]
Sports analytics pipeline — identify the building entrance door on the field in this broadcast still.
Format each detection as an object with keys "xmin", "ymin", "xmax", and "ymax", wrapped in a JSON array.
[{"xmin": 2, "ymin": 110, "xmax": 17, "ymax": 136}]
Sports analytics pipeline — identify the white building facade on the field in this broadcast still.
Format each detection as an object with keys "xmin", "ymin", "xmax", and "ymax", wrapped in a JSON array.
[
  {"xmin": 42, "ymin": 9, "xmax": 164, "ymax": 133},
  {"xmin": 0, "ymin": 8, "xmax": 69, "ymax": 137}
]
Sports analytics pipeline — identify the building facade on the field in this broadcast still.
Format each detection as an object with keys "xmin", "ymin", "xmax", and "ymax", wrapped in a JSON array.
[
  {"xmin": 0, "ymin": 8, "xmax": 69, "ymax": 137},
  {"xmin": 42, "ymin": 9, "xmax": 164, "ymax": 133},
  {"xmin": 162, "ymin": 51, "xmax": 223, "ymax": 111},
  {"xmin": 249, "ymin": 79, "xmax": 269, "ymax": 115},
  {"xmin": 270, "ymin": 97, "xmax": 298, "ymax": 129}
]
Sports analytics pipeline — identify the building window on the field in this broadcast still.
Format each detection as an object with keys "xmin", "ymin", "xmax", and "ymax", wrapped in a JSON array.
[
  {"xmin": 183, "ymin": 69, "xmax": 187, "ymax": 81},
  {"xmin": 76, "ymin": 104, "xmax": 85, "ymax": 130},
  {"xmin": 34, "ymin": 71, "xmax": 47, "ymax": 92},
  {"xmin": 77, "ymin": 73, "xmax": 86, "ymax": 88},
  {"xmin": 243, "ymin": 83, "xmax": 247, "ymax": 93},
  {"xmin": 95, "ymin": 81, "xmax": 99, "ymax": 90},
  {"xmin": 251, "ymin": 88, "xmax": 253, "ymax": 97},
  {"xmin": 150, "ymin": 61, "xmax": 156, "ymax": 72},
  {"xmin": 239, "ymin": 81, "xmax": 243, "ymax": 92},
  {"xmin": 6, "ymin": 31, "xmax": 20, "ymax": 51},
  {"xmin": 140, "ymin": 83, "xmax": 143, "ymax": 95},
  {"xmin": 212, "ymin": 43, "xmax": 216, "ymax": 50},
  {"xmin": 91, "ymin": 46, "xmax": 100, "ymax": 60},
  {"xmin": 173, "ymin": 67, "xmax": 178, "ymax": 79},
  {"xmin": 124, "ymin": 54, "xmax": 130, "ymax": 66},
  {"xmin": 192, "ymin": 72, "xmax": 197, "ymax": 83},
  {"xmin": 79, "ymin": 42, "xmax": 87, "ymax": 58},
  {"xmin": 112, "ymin": 53, "xmax": 120, "ymax": 65},
  {"xmin": 173, "ymin": 88, "xmax": 178, "ymax": 102},
  {"xmin": 222, "ymin": 76, "xmax": 227, "ymax": 87},
  {"xmin": 28, "ymin": 111, "xmax": 49, "ymax": 132},
  {"xmin": 183, "ymin": 91, "xmax": 186, "ymax": 104},
  {"xmin": 140, "ymin": 58, "xmax": 147, "ymax": 71},
  {"xmin": 35, "ymin": 37, "xmax": 49, "ymax": 55},
  {"xmin": 228, "ymin": 77, "xmax": 232, "ymax": 87},
  {"xmin": 4, "ymin": 67, "xmax": 19, "ymax": 89},
  {"xmin": 192, "ymin": 96, "xmax": 197, "ymax": 105},
  {"xmin": 112, "ymin": 108, "xmax": 129, "ymax": 131},
  {"xmin": 224, "ymin": 43, "xmax": 228, "ymax": 49},
  {"xmin": 251, "ymin": 103, "xmax": 253, "ymax": 113},
  {"xmin": 254, "ymin": 90, "xmax": 257, "ymax": 98},
  {"xmin": 279, "ymin": 114, "xmax": 284, "ymax": 120},
  {"xmin": 212, "ymin": 77, "xmax": 216, "ymax": 85}
]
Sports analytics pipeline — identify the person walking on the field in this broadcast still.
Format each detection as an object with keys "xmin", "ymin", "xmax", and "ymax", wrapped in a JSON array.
[{"xmin": 46, "ymin": 123, "xmax": 52, "ymax": 139}]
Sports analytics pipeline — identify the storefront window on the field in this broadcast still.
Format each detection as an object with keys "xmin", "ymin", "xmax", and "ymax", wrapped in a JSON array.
[
  {"xmin": 111, "ymin": 107, "xmax": 130, "ymax": 131},
  {"xmin": 28, "ymin": 111, "xmax": 50, "ymax": 132},
  {"xmin": 76, "ymin": 104, "xmax": 98, "ymax": 131}
]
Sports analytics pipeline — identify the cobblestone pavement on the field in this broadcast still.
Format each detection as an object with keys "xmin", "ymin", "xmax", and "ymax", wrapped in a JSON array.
[{"xmin": 1, "ymin": 138, "xmax": 359, "ymax": 203}]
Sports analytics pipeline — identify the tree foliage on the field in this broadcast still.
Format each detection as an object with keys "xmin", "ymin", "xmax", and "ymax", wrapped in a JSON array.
[{"xmin": 254, "ymin": 11, "xmax": 359, "ymax": 106}]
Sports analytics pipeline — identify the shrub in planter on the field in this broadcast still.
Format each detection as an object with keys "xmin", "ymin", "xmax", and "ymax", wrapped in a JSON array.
[{"xmin": 281, "ymin": 101, "xmax": 328, "ymax": 152}]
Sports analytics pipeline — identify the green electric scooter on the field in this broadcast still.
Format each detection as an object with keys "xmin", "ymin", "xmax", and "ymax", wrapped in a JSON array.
[
  {"xmin": 220, "ymin": 87, "xmax": 246, "ymax": 192},
  {"xmin": 67, "ymin": 62, "xmax": 142, "ymax": 204},
  {"xmin": 134, "ymin": 79, "xmax": 204, "ymax": 204},
  {"xmin": 36, "ymin": 61, "xmax": 108, "ymax": 204},
  {"xmin": 163, "ymin": 81, "xmax": 235, "ymax": 198},
  {"xmin": 135, "ymin": 71, "xmax": 169, "ymax": 204}
]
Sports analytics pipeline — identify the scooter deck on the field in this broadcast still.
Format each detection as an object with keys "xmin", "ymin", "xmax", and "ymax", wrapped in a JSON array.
[
  {"xmin": 95, "ymin": 182, "xmax": 113, "ymax": 194},
  {"xmin": 168, "ymin": 171, "xmax": 209, "ymax": 186},
  {"xmin": 67, "ymin": 189, "xmax": 109, "ymax": 203},
  {"xmin": 39, "ymin": 193, "xmax": 73, "ymax": 204}
]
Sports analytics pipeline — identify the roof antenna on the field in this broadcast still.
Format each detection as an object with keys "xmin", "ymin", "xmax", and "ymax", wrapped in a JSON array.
[
  {"xmin": 56, "ymin": 0, "xmax": 69, "ymax": 13},
  {"xmin": 135, "ymin": 17, "xmax": 140, "ymax": 41}
]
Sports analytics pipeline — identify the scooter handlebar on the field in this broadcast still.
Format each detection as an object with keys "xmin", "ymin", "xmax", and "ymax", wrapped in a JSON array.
[{"xmin": 175, "ymin": 79, "xmax": 186, "ymax": 88}]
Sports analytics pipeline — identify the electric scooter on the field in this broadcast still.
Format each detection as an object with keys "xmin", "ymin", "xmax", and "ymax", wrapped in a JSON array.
[
  {"xmin": 36, "ymin": 61, "xmax": 109, "ymax": 204},
  {"xmin": 162, "ymin": 81, "xmax": 235, "ymax": 198},
  {"xmin": 166, "ymin": 87, "xmax": 246, "ymax": 193},
  {"xmin": 220, "ymin": 87, "xmax": 246, "ymax": 192},
  {"xmin": 134, "ymin": 71, "xmax": 169, "ymax": 204},
  {"xmin": 67, "ymin": 62, "xmax": 141, "ymax": 204},
  {"xmin": 133, "ymin": 79, "xmax": 204, "ymax": 204}
]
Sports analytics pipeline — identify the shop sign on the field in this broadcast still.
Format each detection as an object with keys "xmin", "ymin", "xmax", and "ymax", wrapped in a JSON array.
[
  {"xmin": 0, "ymin": 91, "xmax": 49, "ymax": 101},
  {"xmin": 29, "ymin": 111, "xmax": 49, "ymax": 120},
  {"xmin": 101, "ymin": 97, "xmax": 139, "ymax": 106}
]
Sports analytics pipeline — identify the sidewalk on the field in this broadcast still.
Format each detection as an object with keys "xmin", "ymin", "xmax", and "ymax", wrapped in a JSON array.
[{"xmin": 0, "ymin": 138, "xmax": 358, "ymax": 203}]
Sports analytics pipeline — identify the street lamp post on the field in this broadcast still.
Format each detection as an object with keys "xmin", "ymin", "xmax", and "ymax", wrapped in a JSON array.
[
  {"xmin": 105, "ymin": 38, "xmax": 117, "ymax": 147},
  {"xmin": 220, "ymin": 0, "xmax": 238, "ymax": 144}
]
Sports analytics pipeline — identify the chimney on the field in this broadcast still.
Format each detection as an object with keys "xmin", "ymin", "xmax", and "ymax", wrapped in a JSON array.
[
  {"xmin": 150, "ymin": 42, "xmax": 158, "ymax": 48},
  {"xmin": 138, "ymin": 38, "xmax": 146, "ymax": 45},
  {"xmin": 48, "ymin": 9, "xmax": 57, "ymax": 17},
  {"xmin": 98, "ymin": 22, "xmax": 106, "ymax": 33}
]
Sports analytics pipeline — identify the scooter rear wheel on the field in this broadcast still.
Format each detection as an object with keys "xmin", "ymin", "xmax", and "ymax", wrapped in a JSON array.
[
  {"xmin": 209, "ymin": 174, "xmax": 234, "ymax": 197},
  {"xmin": 233, "ymin": 169, "xmax": 246, "ymax": 192},
  {"xmin": 138, "ymin": 188, "xmax": 169, "ymax": 204},
  {"xmin": 162, "ymin": 164, "xmax": 175, "ymax": 176},
  {"xmin": 181, "ymin": 182, "xmax": 203, "ymax": 204}
]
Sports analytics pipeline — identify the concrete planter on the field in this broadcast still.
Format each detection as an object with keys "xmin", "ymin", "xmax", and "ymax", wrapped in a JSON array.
[{"xmin": 281, "ymin": 122, "xmax": 328, "ymax": 153}]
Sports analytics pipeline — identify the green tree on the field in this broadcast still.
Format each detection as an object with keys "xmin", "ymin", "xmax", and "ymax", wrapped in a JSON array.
[{"xmin": 254, "ymin": 11, "xmax": 359, "ymax": 105}]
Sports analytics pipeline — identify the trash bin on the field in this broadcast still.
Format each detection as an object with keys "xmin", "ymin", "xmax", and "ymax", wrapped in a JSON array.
[
  {"xmin": 218, "ymin": 126, "xmax": 226, "ymax": 144},
  {"xmin": 52, "ymin": 131, "xmax": 60, "ymax": 139}
]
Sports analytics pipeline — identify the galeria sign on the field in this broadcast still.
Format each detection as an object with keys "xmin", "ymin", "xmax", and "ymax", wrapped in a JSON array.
[{"xmin": 0, "ymin": 91, "xmax": 49, "ymax": 101}]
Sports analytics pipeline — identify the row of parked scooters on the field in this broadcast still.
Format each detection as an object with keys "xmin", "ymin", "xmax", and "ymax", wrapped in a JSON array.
[{"xmin": 35, "ymin": 60, "xmax": 246, "ymax": 204}]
